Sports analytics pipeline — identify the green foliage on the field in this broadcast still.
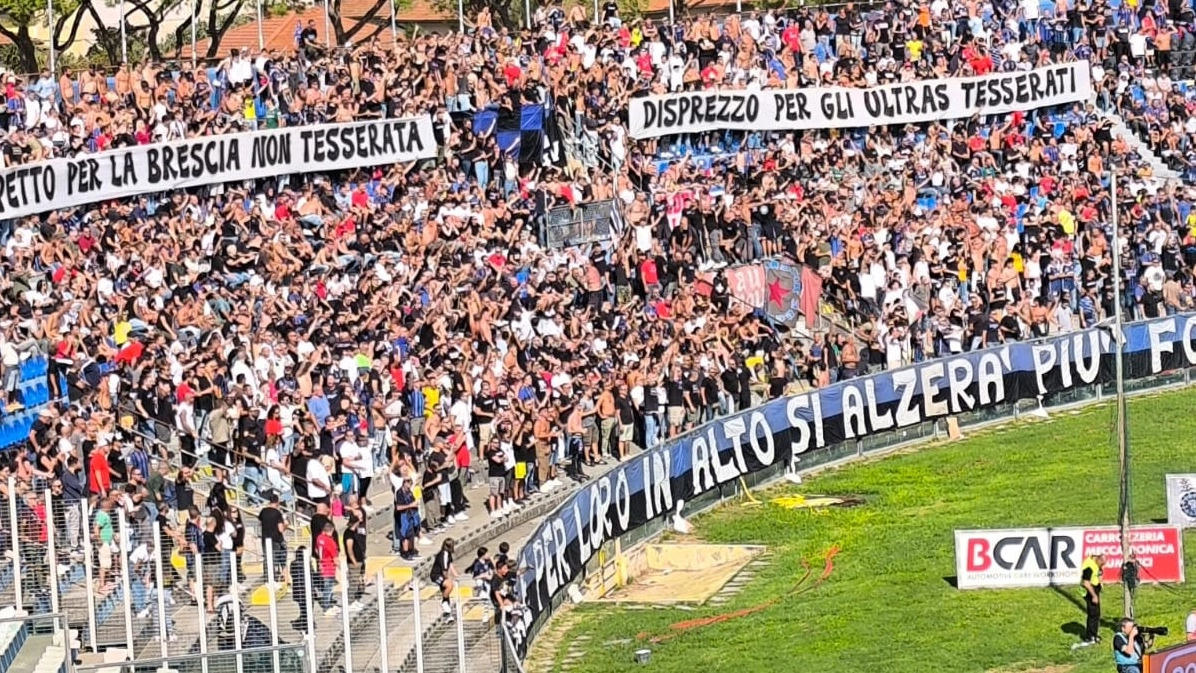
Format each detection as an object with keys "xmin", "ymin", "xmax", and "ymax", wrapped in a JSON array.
[{"xmin": 548, "ymin": 388, "xmax": 1196, "ymax": 673}]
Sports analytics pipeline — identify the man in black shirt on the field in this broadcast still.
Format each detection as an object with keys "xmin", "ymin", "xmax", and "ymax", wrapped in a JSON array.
[
  {"xmin": 485, "ymin": 440, "xmax": 507, "ymax": 517},
  {"xmin": 489, "ymin": 560, "xmax": 514, "ymax": 624},
  {"xmin": 720, "ymin": 366, "xmax": 740, "ymax": 416},
  {"xmin": 736, "ymin": 361, "xmax": 752, "ymax": 413},
  {"xmin": 665, "ymin": 373, "xmax": 685, "ymax": 439},
  {"xmin": 258, "ymin": 492, "xmax": 288, "ymax": 581},
  {"xmin": 474, "ymin": 385, "xmax": 497, "ymax": 455},
  {"xmin": 310, "ymin": 502, "xmax": 333, "ymax": 561}
]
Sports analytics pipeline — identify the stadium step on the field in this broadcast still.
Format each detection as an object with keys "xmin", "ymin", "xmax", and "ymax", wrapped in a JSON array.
[{"xmin": 1101, "ymin": 110, "xmax": 1181, "ymax": 180}]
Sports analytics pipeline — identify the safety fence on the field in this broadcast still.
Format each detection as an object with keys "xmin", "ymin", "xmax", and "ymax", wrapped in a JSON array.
[
  {"xmin": 0, "ymin": 471, "xmax": 522, "ymax": 673},
  {"xmin": 541, "ymin": 199, "xmax": 621, "ymax": 250}
]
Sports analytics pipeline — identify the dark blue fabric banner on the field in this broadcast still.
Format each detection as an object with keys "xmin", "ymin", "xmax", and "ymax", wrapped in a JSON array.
[{"xmin": 506, "ymin": 314, "xmax": 1196, "ymax": 654}]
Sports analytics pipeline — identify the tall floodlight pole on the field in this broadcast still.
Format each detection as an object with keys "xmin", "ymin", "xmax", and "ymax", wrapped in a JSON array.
[
  {"xmin": 1110, "ymin": 167, "xmax": 1134, "ymax": 620},
  {"xmin": 47, "ymin": 0, "xmax": 56, "ymax": 75},
  {"xmin": 119, "ymin": 0, "xmax": 127, "ymax": 63},
  {"xmin": 190, "ymin": 0, "xmax": 198, "ymax": 68}
]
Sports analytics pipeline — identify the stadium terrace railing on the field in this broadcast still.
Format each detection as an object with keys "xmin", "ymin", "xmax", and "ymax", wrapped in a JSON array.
[{"xmin": 541, "ymin": 199, "xmax": 621, "ymax": 250}]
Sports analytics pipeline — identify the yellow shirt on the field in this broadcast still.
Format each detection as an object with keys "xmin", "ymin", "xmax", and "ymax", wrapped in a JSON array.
[
  {"xmin": 907, "ymin": 39, "xmax": 924, "ymax": 61},
  {"xmin": 422, "ymin": 386, "xmax": 439, "ymax": 417},
  {"xmin": 113, "ymin": 321, "xmax": 132, "ymax": 346},
  {"xmin": 1058, "ymin": 209, "xmax": 1076, "ymax": 236}
]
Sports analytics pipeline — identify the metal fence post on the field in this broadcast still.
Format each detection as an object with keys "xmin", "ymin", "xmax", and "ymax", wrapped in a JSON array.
[
  {"xmin": 80, "ymin": 498, "xmax": 97, "ymax": 651},
  {"xmin": 455, "ymin": 588, "xmax": 466, "ymax": 673},
  {"xmin": 195, "ymin": 550, "xmax": 209, "ymax": 673},
  {"xmin": 151, "ymin": 522, "xmax": 168, "ymax": 657},
  {"xmin": 266, "ymin": 543, "xmax": 281, "ymax": 673},
  {"xmin": 231, "ymin": 550, "xmax": 244, "ymax": 673},
  {"xmin": 412, "ymin": 574, "xmax": 425, "ymax": 673},
  {"xmin": 116, "ymin": 510, "xmax": 135, "ymax": 660},
  {"xmin": 340, "ymin": 558, "xmax": 354, "ymax": 673},
  {"xmin": 378, "ymin": 572, "xmax": 390, "ymax": 673},
  {"xmin": 44, "ymin": 487, "xmax": 59, "ymax": 615},
  {"xmin": 302, "ymin": 552, "xmax": 316, "ymax": 668},
  {"xmin": 7, "ymin": 476, "xmax": 22, "ymax": 612}
]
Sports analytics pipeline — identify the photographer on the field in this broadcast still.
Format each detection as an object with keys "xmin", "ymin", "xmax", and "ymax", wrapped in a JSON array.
[{"xmin": 1113, "ymin": 618, "xmax": 1144, "ymax": 673}]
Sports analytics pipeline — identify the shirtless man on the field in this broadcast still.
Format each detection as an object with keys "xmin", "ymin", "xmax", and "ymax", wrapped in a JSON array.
[
  {"xmin": 596, "ymin": 382, "xmax": 616, "ymax": 462},
  {"xmin": 532, "ymin": 408, "xmax": 559, "ymax": 491},
  {"xmin": 1029, "ymin": 298, "xmax": 1052, "ymax": 338},
  {"xmin": 839, "ymin": 335, "xmax": 860, "ymax": 380}
]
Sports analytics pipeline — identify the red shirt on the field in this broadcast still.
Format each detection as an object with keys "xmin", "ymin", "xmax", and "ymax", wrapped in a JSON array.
[
  {"xmin": 641, "ymin": 259, "xmax": 659, "ymax": 286},
  {"xmin": 89, "ymin": 450, "xmax": 111, "ymax": 494},
  {"xmin": 782, "ymin": 25, "xmax": 801, "ymax": 53},
  {"xmin": 351, "ymin": 189, "xmax": 370, "ymax": 209},
  {"xmin": 503, "ymin": 63, "xmax": 522, "ymax": 88},
  {"xmin": 316, "ymin": 532, "xmax": 338, "ymax": 578}
]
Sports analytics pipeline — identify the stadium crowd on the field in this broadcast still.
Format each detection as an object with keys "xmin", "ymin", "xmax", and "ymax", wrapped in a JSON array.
[{"xmin": 0, "ymin": 0, "xmax": 1195, "ymax": 639}]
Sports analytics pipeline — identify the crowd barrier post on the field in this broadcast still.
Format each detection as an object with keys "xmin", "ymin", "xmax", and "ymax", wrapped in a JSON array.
[
  {"xmin": 303, "ymin": 552, "xmax": 317, "ymax": 667},
  {"xmin": 44, "ymin": 487, "xmax": 60, "ymax": 615},
  {"xmin": 455, "ymin": 587, "xmax": 466, "ymax": 673},
  {"xmin": 231, "ymin": 550, "xmax": 245, "ymax": 673},
  {"xmin": 339, "ymin": 557, "xmax": 354, "ymax": 673},
  {"xmin": 152, "ymin": 522, "xmax": 169, "ymax": 658},
  {"xmin": 412, "ymin": 573, "xmax": 425, "ymax": 673},
  {"xmin": 195, "ymin": 550, "xmax": 209, "ymax": 673},
  {"xmin": 266, "ymin": 543, "xmax": 281, "ymax": 673},
  {"xmin": 116, "ymin": 510, "xmax": 135, "ymax": 660},
  {"xmin": 80, "ymin": 498, "xmax": 97, "ymax": 651},
  {"xmin": 377, "ymin": 571, "xmax": 390, "ymax": 673},
  {"xmin": 7, "ymin": 476, "xmax": 22, "ymax": 612}
]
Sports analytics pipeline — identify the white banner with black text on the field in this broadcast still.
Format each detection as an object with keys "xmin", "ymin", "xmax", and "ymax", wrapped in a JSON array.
[
  {"xmin": 0, "ymin": 116, "xmax": 437, "ymax": 220},
  {"xmin": 628, "ymin": 62, "xmax": 1092, "ymax": 139}
]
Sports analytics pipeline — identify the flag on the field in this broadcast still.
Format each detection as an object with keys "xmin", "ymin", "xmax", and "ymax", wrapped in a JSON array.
[{"xmin": 472, "ymin": 96, "xmax": 546, "ymax": 166}]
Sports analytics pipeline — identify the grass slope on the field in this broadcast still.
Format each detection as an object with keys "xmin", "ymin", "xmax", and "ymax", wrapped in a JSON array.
[{"xmin": 541, "ymin": 388, "xmax": 1196, "ymax": 673}]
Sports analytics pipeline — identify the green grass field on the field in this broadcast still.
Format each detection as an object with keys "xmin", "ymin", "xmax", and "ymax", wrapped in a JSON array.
[{"xmin": 532, "ymin": 388, "xmax": 1196, "ymax": 673}]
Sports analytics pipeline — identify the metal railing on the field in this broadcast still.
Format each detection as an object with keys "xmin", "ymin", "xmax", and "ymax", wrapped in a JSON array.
[
  {"xmin": 542, "ymin": 199, "xmax": 620, "ymax": 249},
  {"xmin": 0, "ymin": 612, "xmax": 73, "ymax": 673},
  {"xmin": 0, "ymin": 478, "xmax": 507, "ymax": 673},
  {"xmin": 73, "ymin": 643, "xmax": 310, "ymax": 673}
]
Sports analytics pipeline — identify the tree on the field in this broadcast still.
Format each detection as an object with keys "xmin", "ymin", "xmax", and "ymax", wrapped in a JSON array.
[
  {"xmin": 0, "ymin": 0, "xmax": 86, "ymax": 73},
  {"xmin": 327, "ymin": 0, "xmax": 412, "ymax": 47},
  {"xmin": 427, "ymin": 0, "xmax": 523, "ymax": 29}
]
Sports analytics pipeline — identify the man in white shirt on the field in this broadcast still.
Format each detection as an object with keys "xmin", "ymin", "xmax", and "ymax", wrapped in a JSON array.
[
  {"xmin": 338, "ymin": 432, "xmax": 374, "ymax": 498},
  {"xmin": 306, "ymin": 455, "xmax": 333, "ymax": 505}
]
